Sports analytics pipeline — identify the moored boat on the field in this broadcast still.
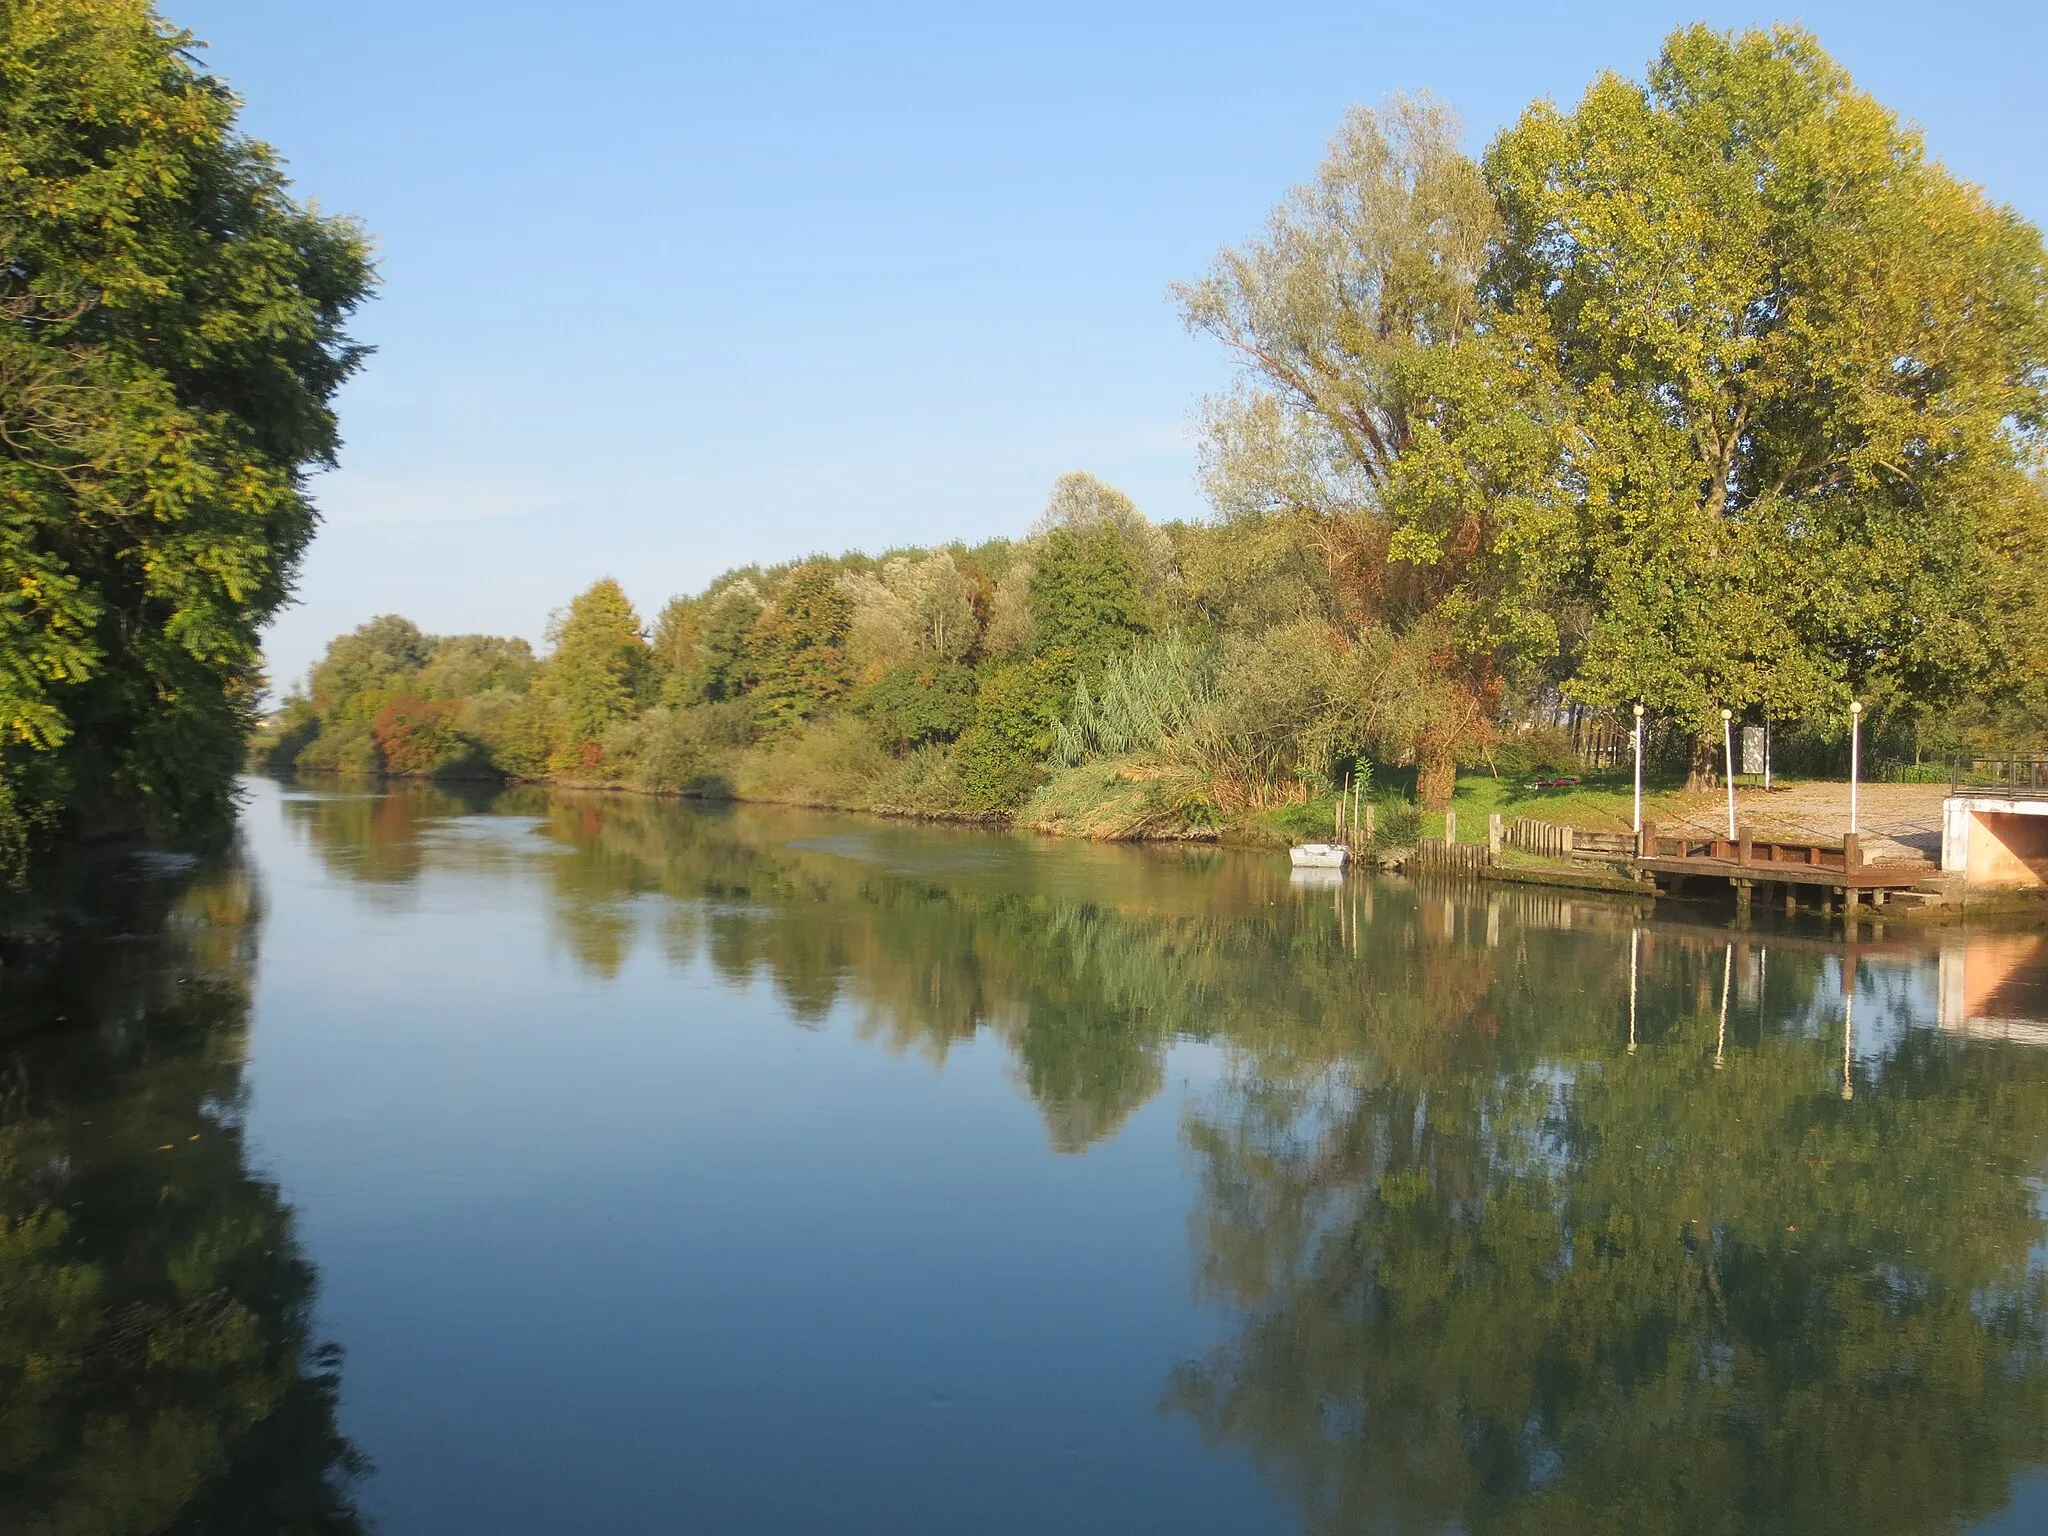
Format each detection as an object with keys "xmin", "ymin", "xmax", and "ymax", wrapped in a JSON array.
[{"xmin": 1289, "ymin": 842, "xmax": 1348, "ymax": 869}]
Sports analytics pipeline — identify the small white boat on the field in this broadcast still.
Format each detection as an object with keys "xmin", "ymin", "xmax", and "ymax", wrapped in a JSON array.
[{"xmin": 1289, "ymin": 842, "xmax": 1349, "ymax": 870}]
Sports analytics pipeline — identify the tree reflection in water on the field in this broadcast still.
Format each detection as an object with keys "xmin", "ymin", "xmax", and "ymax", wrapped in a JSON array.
[
  {"xmin": 1169, "ymin": 906, "xmax": 2048, "ymax": 1536},
  {"xmin": 278, "ymin": 779, "xmax": 2048, "ymax": 1534},
  {"xmin": 0, "ymin": 854, "xmax": 367, "ymax": 1535}
]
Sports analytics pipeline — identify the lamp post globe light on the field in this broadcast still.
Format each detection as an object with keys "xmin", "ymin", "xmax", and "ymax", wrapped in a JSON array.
[
  {"xmin": 1632, "ymin": 703, "xmax": 1645, "ymax": 837},
  {"xmin": 1849, "ymin": 700, "xmax": 1863, "ymax": 835}
]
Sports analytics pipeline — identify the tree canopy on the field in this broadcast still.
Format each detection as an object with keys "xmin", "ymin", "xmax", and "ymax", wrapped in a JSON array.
[
  {"xmin": 0, "ymin": 0, "xmax": 372, "ymax": 868},
  {"xmin": 1489, "ymin": 24, "xmax": 2048, "ymax": 760}
]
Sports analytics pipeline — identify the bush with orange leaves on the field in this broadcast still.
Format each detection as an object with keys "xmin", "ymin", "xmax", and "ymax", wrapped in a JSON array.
[{"xmin": 370, "ymin": 696, "xmax": 461, "ymax": 776}]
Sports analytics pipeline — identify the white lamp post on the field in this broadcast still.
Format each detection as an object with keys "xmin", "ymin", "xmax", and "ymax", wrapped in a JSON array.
[
  {"xmin": 1849, "ymin": 700, "xmax": 1862, "ymax": 835},
  {"xmin": 1721, "ymin": 708, "xmax": 1737, "ymax": 840},
  {"xmin": 1632, "ymin": 703, "xmax": 1644, "ymax": 836}
]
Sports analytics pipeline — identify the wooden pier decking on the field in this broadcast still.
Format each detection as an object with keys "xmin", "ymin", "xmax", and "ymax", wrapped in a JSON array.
[{"xmin": 1636, "ymin": 821, "xmax": 1935, "ymax": 910}]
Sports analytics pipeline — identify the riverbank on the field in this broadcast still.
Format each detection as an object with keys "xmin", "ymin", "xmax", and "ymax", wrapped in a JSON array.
[{"xmin": 267, "ymin": 749, "xmax": 1743, "ymax": 857}]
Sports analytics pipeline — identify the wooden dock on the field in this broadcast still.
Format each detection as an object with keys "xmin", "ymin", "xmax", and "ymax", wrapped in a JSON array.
[{"xmin": 1637, "ymin": 821, "xmax": 1935, "ymax": 911}]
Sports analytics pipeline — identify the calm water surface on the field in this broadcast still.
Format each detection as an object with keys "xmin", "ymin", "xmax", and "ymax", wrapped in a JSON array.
[{"xmin": 6, "ymin": 777, "xmax": 2048, "ymax": 1534}]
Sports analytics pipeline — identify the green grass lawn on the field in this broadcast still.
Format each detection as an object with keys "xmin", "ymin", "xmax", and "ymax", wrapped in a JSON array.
[
  {"xmin": 1437, "ymin": 770, "xmax": 1703, "ymax": 837},
  {"xmin": 1276, "ymin": 765, "xmax": 1722, "ymax": 845},
  {"xmin": 1220, "ymin": 765, "xmax": 1735, "ymax": 848}
]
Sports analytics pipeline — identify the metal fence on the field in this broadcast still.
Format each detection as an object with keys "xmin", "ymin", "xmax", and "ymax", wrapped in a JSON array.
[{"xmin": 1950, "ymin": 754, "xmax": 2048, "ymax": 794}]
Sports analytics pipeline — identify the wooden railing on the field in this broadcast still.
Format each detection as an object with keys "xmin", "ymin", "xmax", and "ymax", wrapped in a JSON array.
[
  {"xmin": 1506, "ymin": 819, "xmax": 1634, "ymax": 862},
  {"xmin": 1639, "ymin": 821, "xmax": 1857, "ymax": 870}
]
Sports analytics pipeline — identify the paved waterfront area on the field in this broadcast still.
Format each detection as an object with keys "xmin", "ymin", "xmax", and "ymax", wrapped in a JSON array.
[{"xmin": 1664, "ymin": 781, "xmax": 1948, "ymax": 865}]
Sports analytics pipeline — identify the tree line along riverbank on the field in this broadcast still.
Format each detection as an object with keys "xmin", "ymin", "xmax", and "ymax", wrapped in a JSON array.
[
  {"xmin": 259, "ymin": 25, "xmax": 2048, "ymax": 840},
  {"xmin": 9, "ymin": 10, "xmax": 2048, "ymax": 902}
]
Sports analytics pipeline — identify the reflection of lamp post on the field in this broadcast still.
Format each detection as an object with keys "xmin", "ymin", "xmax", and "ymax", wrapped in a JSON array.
[
  {"xmin": 1632, "ymin": 703, "xmax": 1645, "ymax": 836},
  {"xmin": 1849, "ymin": 700, "xmax": 1863, "ymax": 835},
  {"xmin": 1716, "ymin": 943, "xmax": 1731, "ymax": 1069},
  {"xmin": 1842, "ymin": 966, "xmax": 1856, "ymax": 1101},
  {"xmin": 1628, "ymin": 926, "xmax": 1639, "ymax": 1054},
  {"xmin": 1722, "ymin": 708, "xmax": 1737, "ymax": 840}
]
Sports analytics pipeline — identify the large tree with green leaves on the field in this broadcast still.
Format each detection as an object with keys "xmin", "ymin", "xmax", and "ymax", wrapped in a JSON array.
[
  {"xmin": 0, "ymin": 0, "xmax": 373, "ymax": 863},
  {"xmin": 1177, "ymin": 94, "xmax": 1559, "ymax": 809},
  {"xmin": 544, "ymin": 579, "xmax": 650, "ymax": 751},
  {"xmin": 747, "ymin": 560, "xmax": 853, "ymax": 730},
  {"xmin": 1486, "ymin": 24, "xmax": 2048, "ymax": 773}
]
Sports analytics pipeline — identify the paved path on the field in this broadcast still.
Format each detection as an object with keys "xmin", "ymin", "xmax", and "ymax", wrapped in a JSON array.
[{"xmin": 1663, "ymin": 781, "xmax": 1946, "ymax": 865}]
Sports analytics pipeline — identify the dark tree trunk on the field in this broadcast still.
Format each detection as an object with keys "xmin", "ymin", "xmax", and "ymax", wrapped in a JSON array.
[{"xmin": 1685, "ymin": 732, "xmax": 1718, "ymax": 793}]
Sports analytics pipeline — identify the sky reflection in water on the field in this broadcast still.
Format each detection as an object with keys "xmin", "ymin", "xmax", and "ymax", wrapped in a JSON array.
[{"xmin": 5, "ymin": 777, "xmax": 2048, "ymax": 1534}]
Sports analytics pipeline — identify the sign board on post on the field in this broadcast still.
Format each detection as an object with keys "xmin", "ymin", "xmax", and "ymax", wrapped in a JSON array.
[{"xmin": 1741, "ymin": 725, "xmax": 1765, "ymax": 777}]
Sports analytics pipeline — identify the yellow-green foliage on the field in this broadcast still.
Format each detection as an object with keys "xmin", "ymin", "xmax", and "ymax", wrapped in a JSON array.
[
  {"xmin": 262, "ymin": 23, "xmax": 2048, "ymax": 833},
  {"xmin": 1, "ymin": 0, "xmax": 372, "ymax": 858}
]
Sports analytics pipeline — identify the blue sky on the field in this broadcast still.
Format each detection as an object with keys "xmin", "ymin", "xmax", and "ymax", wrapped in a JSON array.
[{"xmin": 163, "ymin": 1, "xmax": 2048, "ymax": 690}]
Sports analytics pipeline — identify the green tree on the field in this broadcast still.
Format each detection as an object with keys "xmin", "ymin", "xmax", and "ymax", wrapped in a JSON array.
[
  {"xmin": 748, "ymin": 561, "xmax": 853, "ymax": 729},
  {"xmin": 950, "ymin": 651, "xmax": 1077, "ymax": 812},
  {"xmin": 1177, "ymin": 95, "xmax": 1526, "ymax": 808},
  {"xmin": 0, "ymin": 0, "xmax": 372, "ymax": 853},
  {"xmin": 545, "ymin": 579, "xmax": 650, "ymax": 749},
  {"xmin": 308, "ymin": 615, "xmax": 433, "ymax": 718},
  {"xmin": 649, "ymin": 594, "xmax": 702, "ymax": 701},
  {"xmin": 841, "ymin": 550, "xmax": 980, "ymax": 675},
  {"xmin": 1028, "ymin": 527, "xmax": 1148, "ymax": 668},
  {"xmin": 416, "ymin": 634, "xmax": 535, "ymax": 700},
  {"xmin": 1486, "ymin": 24, "xmax": 2048, "ymax": 775},
  {"xmin": 1035, "ymin": 471, "xmax": 1176, "ymax": 592},
  {"xmin": 661, "ymin": 581, "xmax": 761, "ymax": 706},
  {"xmin": 854, "ymin": 661, "xmax": 978, "ymax": 754}
]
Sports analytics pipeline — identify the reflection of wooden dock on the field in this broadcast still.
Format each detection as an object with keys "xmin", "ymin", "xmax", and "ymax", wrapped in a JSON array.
[{"xmin": 1637, "ymin": 823, "xmax": 1936, "ymax": 912}]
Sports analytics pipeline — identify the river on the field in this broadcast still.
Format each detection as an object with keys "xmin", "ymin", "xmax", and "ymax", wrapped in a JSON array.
[{"xmin": 5, "ymin": 775, "xmax": 2048, "ymax": 1534}]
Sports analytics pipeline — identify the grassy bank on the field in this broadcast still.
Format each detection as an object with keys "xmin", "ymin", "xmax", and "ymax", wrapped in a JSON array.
[{"xmin": 264, "ymin": 736, "xmax": 1727, "ymax": 865}]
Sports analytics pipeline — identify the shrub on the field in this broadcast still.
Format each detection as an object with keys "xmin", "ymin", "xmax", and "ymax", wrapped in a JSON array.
[
  {"xmin": 855, "ymin": 662, "xmax": 978, "ymax": 753},
  {"xmin": 601, "ymin": 707, "xmax": 706, "ymax": 794},
  {"xmin": 254, "ymin": 697, "xmax": 322, "ymax": 773},
  {"xmin": 476, "ymin": 691, "xmax": 568, "ymax": 779},
  {"xmin": 1373, "ymin": 798, "xmax": 1422, "ymax": 848},
  {"xmin": 1488, "ymin": 724, "xmax": 1584, "ymax": 781},
  {"xmin": 951, "ymin": 652, "xmax": 1076, "ymax": 813},
  {"xmin": 735, "ymin": 715, "xmax": 888, "ymax": 805},
  {"xmin": 371, "ymin": 695, "xmax": 462, "ymax": 775},
  {"xmin": 1024, "ymin": 758, "xmax": 1221, "ymax": 840},
  {"xmin": 293, "ymin": 723, "xmax": 380, "ymax": 776},
  {"xmin": 691, "ymin": 699, "xmax": 758, "ymax": 749},
  {"xmin": 865, "ymin": 744, "xmax": 966, "ymax": 816}
]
